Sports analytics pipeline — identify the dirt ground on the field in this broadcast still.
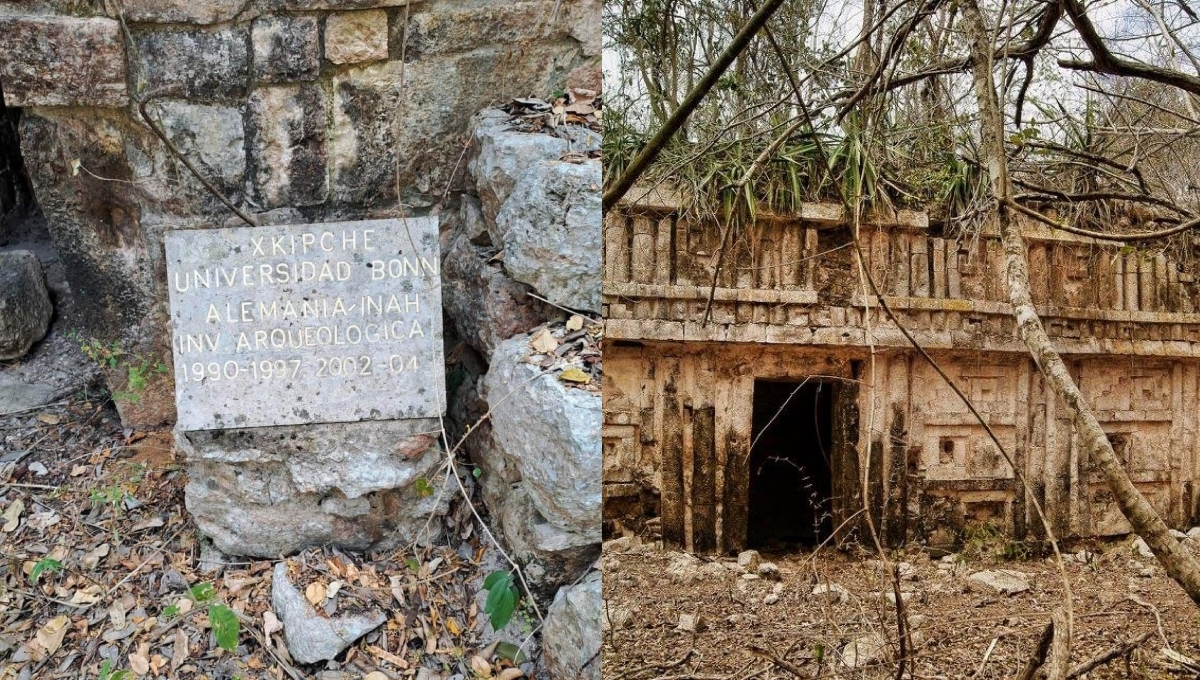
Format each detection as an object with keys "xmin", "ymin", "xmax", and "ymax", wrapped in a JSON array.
[
  {"xmin": 0, "ymin": 395, "xmax": 540, "ymax": 680},
  {"xmin": 602, "ymin": 536, "xmax": 1200, "ymax": 679}
]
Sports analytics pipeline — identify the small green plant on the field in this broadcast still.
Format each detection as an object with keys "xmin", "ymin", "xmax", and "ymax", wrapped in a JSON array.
[
  {"xmin": 481, "ymin": 570, "xmax": 520, "ymax": 631},
  {"xmin": 960, "ymin": 522, "xmax": 1031, "ymax": 562},
  {"xmin": 188, "ymin": 582, "xmax": 241, "ymax": 652},
  {"xmin": 98, "ymin": 659, "xmax": 132, "ymax": 680},
  {"xmin": 69, "ymin": 331, "xmax": 167, "ymax": 404},
  {"xmin": 29, "ymin": 557, "xmax": 62, "ymax": 584},
  {"xmin": 89, "ymin": 484, "xmax": 131, "ymax": 511},
  {"xmin": 415, "ymin": 477, "xmax": 435, "ymax": 497}
]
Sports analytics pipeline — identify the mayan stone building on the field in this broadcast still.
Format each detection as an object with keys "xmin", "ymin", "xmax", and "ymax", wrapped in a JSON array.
[{"xmin": 602, "ymin": 188, "xmax": 1200, "ymax": 553}]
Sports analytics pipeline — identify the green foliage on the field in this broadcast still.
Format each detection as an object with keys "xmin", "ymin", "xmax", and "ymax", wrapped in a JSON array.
[
  {"xmin": 98, "ymin": 659, "xmax": 132, "ymax": 680},
  {"xmin": 960, "ymin": 522, "xmax": 1032, "ymax": 562},
  {"xmin": 189, "ymin": 582, "xmax": 217, "ymax": 603},
  {"xmin": 70, "ymin": 332, "xmax": 166, "ymax": 404},
  {"xmin": 30, "ymin": 557, "xmax": 62, "ymax": 584},
  {"xmin": 89, "ymin": 484, "xmax": 131, "ymax": 510},
  {"xmin": 208, "ymin": 603, "xmax": 240, "ymax": 652},
  {"xmin": 415, "ymin": 477, "xmax": 435, "ymax": 497},
  {"xmin": 482, "ymin": 570, "xmax": 520, "ymax": 631},
  {"xmin": 162, "ymin": 603, "xmax": 181, "ymax": 619},
  {"xmin": 495, "ymin": 641, "xmax": 527, "ymax": 663}
]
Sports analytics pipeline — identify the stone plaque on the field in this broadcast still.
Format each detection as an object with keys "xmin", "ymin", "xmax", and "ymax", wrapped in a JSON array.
[{"xmin": 165, "ymin": 218, "xmax": 445, "ymax": 431}]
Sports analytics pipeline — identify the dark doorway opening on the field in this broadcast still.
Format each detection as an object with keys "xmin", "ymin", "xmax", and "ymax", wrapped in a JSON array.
[{"xmin": 748, "ymin": 379, "xmax": 836, "ymax": 548}]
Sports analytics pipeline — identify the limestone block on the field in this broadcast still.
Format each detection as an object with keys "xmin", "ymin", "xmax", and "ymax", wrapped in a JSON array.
[
  {"xmin": 0, "ymin": 17, "xmax": 127, "ymax": 107},
  {"xmin": 248, "ymin": 84, "xmax": 328, "ymax": 207},
  {"xmin": 331, "ymin": 43, "xmax": 577, "ymax": 207},
  {"xmin": 494, "ymin": 484, "xmax": 599, "ymax": 598},
  {"xmin": 153, "ymin": 101, "xmax": 245, "ymax": 201},
  {"xmin": 271, "ymin": 563, "xmax": 386, "ymax": 663},
  {"xmin": 442, "ymin": 232, "xmax": 544, "ymax": 356},
  {"xmin": 564, "ymin": 0, "xmax": 601, "ymax": 57},
  {"xmin": 179, "ymin": 418, "xmax": 449, "ymax": 556},
  {"xmin": 542, "ymin": 572, "xmax": 601, "ymax": 680},
  {"xmin": 468, "ymin": 110, "xmax": 569, "ymax": 225},
  {"xmin": 0, "ymin": 251, "xmax": 52, "ymax": 361},
  {"xmin": 324, "ymin": 10, "xmax": 389, "ymax": 65},
  {"xmin": 494, "ymin": 160, "xmax": 602, "ymax": 312},
  {"xmin": 123, "ymin": 0, "xmax": 250, "ymax": 24},
  {"xmin": 276, "ymin": 0, "xmax": 421, "ymax": 9},
  {"xmin": 403, "ymin": 0, "xmax": 579, "ymax": 56},
  {"xmin": 330, "ymin": 61, "xmax": 403, "ymax": 205},
  {"xmin": 252, "ymin": 15, "xmax": 321, "ymax": 83},
  {"xmin": 485, "ymin": 332, "xmax": 601, "ymax": 537},
  {"xmin": 133, "ymin": 26, "xmax": 250, "ymax": 100}
]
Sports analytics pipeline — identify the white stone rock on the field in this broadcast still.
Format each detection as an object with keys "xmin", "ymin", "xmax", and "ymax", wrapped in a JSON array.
[
  {"xmin": 485, "ymin": 332, "xmax": 601, "ymax": 536},
  {"xmin": 495, "ymin": 160, "xmax": 602, "ymax": 312},
  {"xmin": 543, "ymin": 572, "xmax": 601, "ymax": 680},
  {"xmin": 676, "ymin": 613, "xmax": 705, "ymax": 633},
  {"xmin": 966, "ymin": 569, "xmax": 1031, "ymax": 595},
  {"xmin": 469, "ymin": 110, "xmax": 570, "ymax": 224},
  {"xmin": 757, "ymin": 562, "xmax": 781, "ymax": 580},
  {"xmin": 1188, "ymin": 527, "xmax": 1200, "ymax": 540},
  {"xmin": 271, "ymin": 563, "xmax": 384, "ymax": 664},
  {"xmin": 1132, "ymin": 537, "xmax": 1155, "ymax": 558},
  {"xmin": 841, "ymin": 633, "xmax": 888, "ymax": 668},
  {"xmin": 736, "ymin": 549, "xmax": 761, "ymax": 573},
  {"xmin": 0, "ymin": 251, "xmax": 51, "ymax": 361},
  {"xmin": 811, "ymin": 583, "xmax": 851, "ymax": 604}
]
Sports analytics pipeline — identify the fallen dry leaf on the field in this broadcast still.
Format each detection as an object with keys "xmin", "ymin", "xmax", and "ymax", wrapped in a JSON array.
[
  {"xmin": 368, "ymin": 643, "xmax": 409, "ymax": 668},
  {"xmin": 305, "ymin": 581, "xmax": 326, "ymax": 605},
  {"xmin": 470, "ymin": 655, "xmax": 493, "ymax": 677},
  {"xmin": 37, "ymin": 413, "xmax": 60, "ymax": 425},
  {"xmin": 529, "ymin": 328, "xmax": 558, "ymax": 354},
  {"xmin": 82, "ymin": 543, "xmax": 110, "ymax": 570},
  {"xmin": 2, "ymin": 499, "xmax": 24, "ymax": 532},
  {"xmin": 263, "ymin": 610, "xmax": 282, "ymax": 637},
  {"xmin": 497, "ymin": 669, "xmax": 525, "ymax": 680},
  {"xmin": 70, "ymin": 584, "xmax": 104, "ymax": 605},
  {"xmin": 172, "ymin": 628, "xmax": 189, "ymax": 671},
  {"xmin": 559, "ymin": 367, "xmax": 590, "ymax": 383},
  {"xmin": 566, "ymin": 315, "xmax": 584, "ymax": 331},
  {"xmin": 129, "ymin": 651, "xmax": 150, "ymax": 676},
  {"xmin": 34, "ymin": 615, "xmax": 69, "ymax": 657}
]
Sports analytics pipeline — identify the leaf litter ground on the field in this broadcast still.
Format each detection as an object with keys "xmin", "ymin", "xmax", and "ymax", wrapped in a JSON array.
[
  {"xmin": 603, "ymin": 538, "xmax": 1200, "ymax": 679},
  {"xmin": 0, "ymin": 396, "xmax": 542, "ymax": 680}
]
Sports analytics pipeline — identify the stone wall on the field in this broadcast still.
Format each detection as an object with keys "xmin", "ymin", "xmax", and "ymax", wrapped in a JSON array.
[
  {"xmin": 603, "ymin": 197, "xmax": 1200, "ymax": 552},
  {"xmin": 0, "ymin": 0, "xmax": 597, "ymax": 427},
  {"xmin": 0, "ymin": 0, "xmax": 596, "ymax": 563}
]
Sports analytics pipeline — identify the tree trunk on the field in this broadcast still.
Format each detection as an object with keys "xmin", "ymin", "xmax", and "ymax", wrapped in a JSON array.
[{"xmin": 960, "ymin": 0, "xmax": 1200, "ymax": 607}]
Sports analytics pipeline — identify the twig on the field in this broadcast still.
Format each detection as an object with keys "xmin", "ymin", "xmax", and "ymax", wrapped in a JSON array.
[
  {"xmin": 136, "ymin": 86, "xmax": 257, "ymax": 228},
  {"xmin": 1066, "ymin": 630, "xmax": 1154, "ymax": 678},
  {"xmin": 524, "ymin": 292, "xmax": 602, "ymax": 324},
  {"xmin": 971, "ymin": 636, "xmax": 1001, "ymax": 677},
  {"xmin": 748, "ymin": 645, "xmax": 806, "ymax": 677}
]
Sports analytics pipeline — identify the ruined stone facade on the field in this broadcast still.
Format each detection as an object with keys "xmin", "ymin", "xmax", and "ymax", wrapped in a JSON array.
[{"xmin": 603, "ymin": 190, "xmax": 1200, "ymax": 553}]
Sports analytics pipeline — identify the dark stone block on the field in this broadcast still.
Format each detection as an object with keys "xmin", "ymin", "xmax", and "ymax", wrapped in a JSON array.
[
  {"xmin": 0, "ymin": 17, "xmax": 127, "ymax": 107},
  {"xmin": 133, "ymin": 26, "xmax": 250, "ymax": 101},
  {"xmin": 247, "ymin": 84, "xmax": 329, "ymax": 207},
  {"xmin": 252, "ymin": 15, "xmax": 320, "ymax": 83}
]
